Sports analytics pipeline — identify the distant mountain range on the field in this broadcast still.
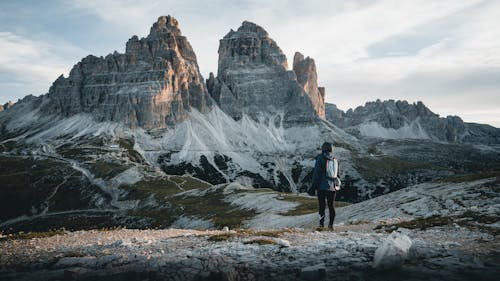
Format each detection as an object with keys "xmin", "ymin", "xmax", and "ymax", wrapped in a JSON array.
[
  {"xmin": 1, "ymin": 16, "xmax": 499, "ymax": 233},
  {"xmin": 325, "ymin": 100, "xmax": 500, "ymax": 144}
]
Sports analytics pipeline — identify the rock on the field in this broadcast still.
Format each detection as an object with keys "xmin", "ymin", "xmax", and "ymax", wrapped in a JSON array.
[
  {"xmin": 300, "ymin": 263, "xmax": 326, "ymax": 280},
  {"xmin": 293, "ymin": 52, "xmax": 325, "ymax": 118},
  {"xmin": 325, "ymin": 100, "xmax": 500, "ymax": 144},
  {"xmin": 64, "ymin": 267, "xmax": 90, "ymax": 279},
  {"xmin": 40, "ymin": 15, "xmax": 210, "ymax": 129},
  {"xmin": 208, "ymin": 21, "xmax": 323, "ymax": 125},
  {"xmin": 222, "ymin": 226, "xmax": 230, "ymax": 232},
  {"xmin": 273, "ymin": 238, "xmax": 291, "ymax": 247},
  {"xmin": 373, "ymin": 231, "xmax": 412, "ymax": 269},
  {"xmin": 0, "ymin": 101, "xmax": 13, "ymax": 112}
]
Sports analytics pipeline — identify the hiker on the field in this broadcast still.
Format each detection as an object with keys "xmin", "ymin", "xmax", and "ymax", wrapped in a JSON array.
[{"xmin": 311, "ymin": 142, "xmax": 341, "ymax": 229}]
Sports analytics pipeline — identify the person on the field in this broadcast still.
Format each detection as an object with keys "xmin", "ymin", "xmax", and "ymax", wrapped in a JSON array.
[{"xmin": 311, "ymin": 142, "xmax": 340, "ymax": 229}]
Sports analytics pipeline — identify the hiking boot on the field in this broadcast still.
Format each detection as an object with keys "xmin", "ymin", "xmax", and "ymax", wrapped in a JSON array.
[{"xmin": 328, "ymin": 225, "xmax": 334, "ymax": 230}]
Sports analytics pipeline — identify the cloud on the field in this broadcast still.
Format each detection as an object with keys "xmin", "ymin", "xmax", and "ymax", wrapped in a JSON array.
[
  {"xmin": 1, "ymin": 0, "xmax": 499, "ymax": 126},
  {"xmin": 0, "ymin": 32, "xmax": 87, "ymax": 102}
]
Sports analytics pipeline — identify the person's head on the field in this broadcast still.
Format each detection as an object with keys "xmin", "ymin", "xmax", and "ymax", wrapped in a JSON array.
[{"xmin": 321, "ymin": 142, "xmax": 333, "ymax": 153}]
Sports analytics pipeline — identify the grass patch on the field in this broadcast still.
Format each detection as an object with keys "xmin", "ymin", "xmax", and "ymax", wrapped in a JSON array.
[
  {"xmin": 0, "ymin": 230, "xmax": 65, "ymax": 241},
  {"xmin": 85, "ymin": 161, "xmax": 130, "ymax": 180},
  {"xmin": 207, "ymin": 233, "xmax": 237, "ymax": 242},
  {"xmin": 243, "ymin": 238, "xmax": 278, "ymax": 245},
  {"xmin": 169, "ymin": 175, "xmax": 212, "ymax": 190},
  {"xmin": 173, "ymin": 187, "xmax": 257, "ymax": 229},
  {"xmin": 117, "ymin": 138, "xmax": 145, "ymax": 164},
  {"xmin": 353, "ymin": 155, "xmax": 433, "ymax": 183},
  {"xmin": 441, "ymin": 171, "xmax": 500, "ymax": 183},
  {"xmin": 375, "ymin": 211, "xmax": 500, "ymax": 235},
  {"xmin": 238, "ymin": 229, "xmax": 291, "ymax": 237},
  {"xmin": 62, "ymin": 251, "xmax": 85, "ymax": 258},
  {"xmin": 278, "ymin": 194, "xmax": 351, "ymax": 216}
]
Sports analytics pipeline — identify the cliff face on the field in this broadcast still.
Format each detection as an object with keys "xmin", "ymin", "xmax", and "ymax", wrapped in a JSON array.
[
  {"xmin": 41, "ymin": 16, "xmax": 210, "ymax": 129},
  {"xmin": 207, "ymin": 21, "xmax": 324, "ymax": 125},
  {"xmin": 293, "ymin": 52, "xmax": 325, "ymax": 119}
]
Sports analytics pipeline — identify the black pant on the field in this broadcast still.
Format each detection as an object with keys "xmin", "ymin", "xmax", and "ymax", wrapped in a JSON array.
[{"xmin": 318, "ymin": 189, "xmax": 336, "ymax": 226}]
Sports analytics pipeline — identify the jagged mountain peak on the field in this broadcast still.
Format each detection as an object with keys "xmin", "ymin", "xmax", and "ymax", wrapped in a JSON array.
[
  {"xmin": 210, "ymin": 21, "xmax": 325, "ymax": 123},
  {"xmin": 150, "ymin": 15, "xmax": 181, "ymax": 36},
  {"xmin": 31, "ymin": 16, "xmax": 210, "ymax": 129}
]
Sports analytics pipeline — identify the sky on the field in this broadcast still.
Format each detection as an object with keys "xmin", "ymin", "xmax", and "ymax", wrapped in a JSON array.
[{"xmin": 0, "ymin": 0, "xmax": 499, "ymax": 127}]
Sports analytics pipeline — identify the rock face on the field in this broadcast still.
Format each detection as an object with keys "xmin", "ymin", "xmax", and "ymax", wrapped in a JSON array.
[
  {"xmin": 293, "ymin": 52, "xmax": 325, "ymax": 118},
  {"xmin": 41, "ymin": 16, "xmax": 210, "ymax": 129},
  {"xmin": 325, "ymin": 100, "xmax": 500, "ymax": 144},
  {"xmin": 207, "ymin": 21, "xmax": 324, "ymax": 124},
  {"xmin": 0, "ymin": 101, "xmax": 13, "ymax": 112}
]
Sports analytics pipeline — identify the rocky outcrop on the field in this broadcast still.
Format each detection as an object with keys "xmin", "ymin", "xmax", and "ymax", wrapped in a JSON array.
[
  {"xmin": 0, "ymin": 101, "xmax": 13, "ymax": 112},
  {"xmin": 293, "ymin": 52, "xmax": 325, "ymax": 118},
  {"xmin": 41, "ymin": 15, "xmax": 210, "ymax": 129},
  {"xmin": 325, "ymin": 100, "xmax": 500, "ymax": 144},
  {"xmin": 207, "ymin": 21, "xmax": 324, "ymax": 124}
]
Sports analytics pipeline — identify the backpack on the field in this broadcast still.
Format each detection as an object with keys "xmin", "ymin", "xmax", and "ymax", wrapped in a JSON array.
[{"xmin": 326, "ymin": 157, "xmax": 341, "ymax": 191}]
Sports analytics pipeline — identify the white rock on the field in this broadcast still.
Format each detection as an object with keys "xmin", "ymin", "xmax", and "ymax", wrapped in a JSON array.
[
  {"xmin": 373, "ymin": 231, "xmax": 412, "ymax": 269},
  {"xmin": 273, "ymin": 238, "xmax": 291, "ymax": 247}
]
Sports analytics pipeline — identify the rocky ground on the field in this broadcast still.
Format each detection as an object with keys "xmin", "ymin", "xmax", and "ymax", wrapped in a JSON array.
[{"xmin": 0, "ymin": 222, "xmax": 498, "ymax": 281}]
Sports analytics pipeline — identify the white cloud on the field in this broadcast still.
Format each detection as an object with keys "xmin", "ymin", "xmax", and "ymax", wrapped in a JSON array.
[
  {"xmin": 1, "ymin": 0, "xmax": 499, "ymax": 126},
  {"xmin": 0, "ymin": 32, "xmax": 87, "ymax": 101}
]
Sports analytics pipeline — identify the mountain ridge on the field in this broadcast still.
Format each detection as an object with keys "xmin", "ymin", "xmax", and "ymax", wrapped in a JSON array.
[{"xmin": 325, "ymin": 99, "xmax": 500, "ymax": 144}]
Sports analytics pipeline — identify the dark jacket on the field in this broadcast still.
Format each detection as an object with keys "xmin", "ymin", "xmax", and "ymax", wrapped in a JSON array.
[{"xmin": 312, "ymin": 152, "xmax": 332, "ymax": 191}]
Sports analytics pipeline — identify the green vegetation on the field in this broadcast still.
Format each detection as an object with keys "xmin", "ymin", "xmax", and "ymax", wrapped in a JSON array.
[
  {"xmin": 0, "ymin": 230, "xmax": 65, "ymax": 241},
  {"xmin": 0, "ymin": 156, "xmax": 99, "ymax": 222},
  {"xmin": 375, "ymin": 211, "xmax": 500, "ymax": 235},
  {"xmin": 85, "ymin": 161, "xmax": 130, "ymax": 180},
  {"xmin": 243, "ymin": 238, "xmax": 278, "ymax": 245},
  {"xmin": 353, "ymin": 155, "xmax": 433, "ymax": 183},
  {"xmin": 441, "ymin": 171, "xmax": 500, "ymax": 183},
  {"xmin": 173, "ymin": 187, "xmax": 257, "ymax": 229},
  {"xmin": 207, "ymin": 229, "xmax": 291, "ymax": 242},
  {"xmin": 207, "ymin": 233, "xmax": 237, "ymax": 242},
  {"xmin": 117, "ymin": 138, "xmax": 145, "ymax": 163}
]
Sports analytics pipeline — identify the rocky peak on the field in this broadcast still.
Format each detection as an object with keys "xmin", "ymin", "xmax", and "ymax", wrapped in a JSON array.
[
  {"xmin": 292, "ymin": 52, "xmax": 325, "ymax": 118},
  {"xmin": 209, "ymin": 21, "xmax": 322, "ymax": 124},
  {"xmin": 0, "ymin": 101, "xmax": 13, "ymax": 112},
  {"xmin": 149, "ymin": 15, "xmax": 181, "ymax": 37},
  {"xmin": 217, "ymin": 21, "xmax": 288, "ymax": 76},
  {"xmin": 41, "ymin": 15, "xmax": 209, "ymax": 129}
]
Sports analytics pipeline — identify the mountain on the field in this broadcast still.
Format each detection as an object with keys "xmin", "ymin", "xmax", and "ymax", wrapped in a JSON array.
[
  {"xmin": 7, "ymin": 16, "xmax": 210, "ymax": 130},
  {"xmin": 325, "ymin": 99, "xmax": 500, "ymax": 144},
  {"xmin": 0, "ymin": 16, "xmax": 499, "ymax": 234},
  {"xmin": 206, "ymin": 21, "xmax": 324, "ymax": 124}
]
